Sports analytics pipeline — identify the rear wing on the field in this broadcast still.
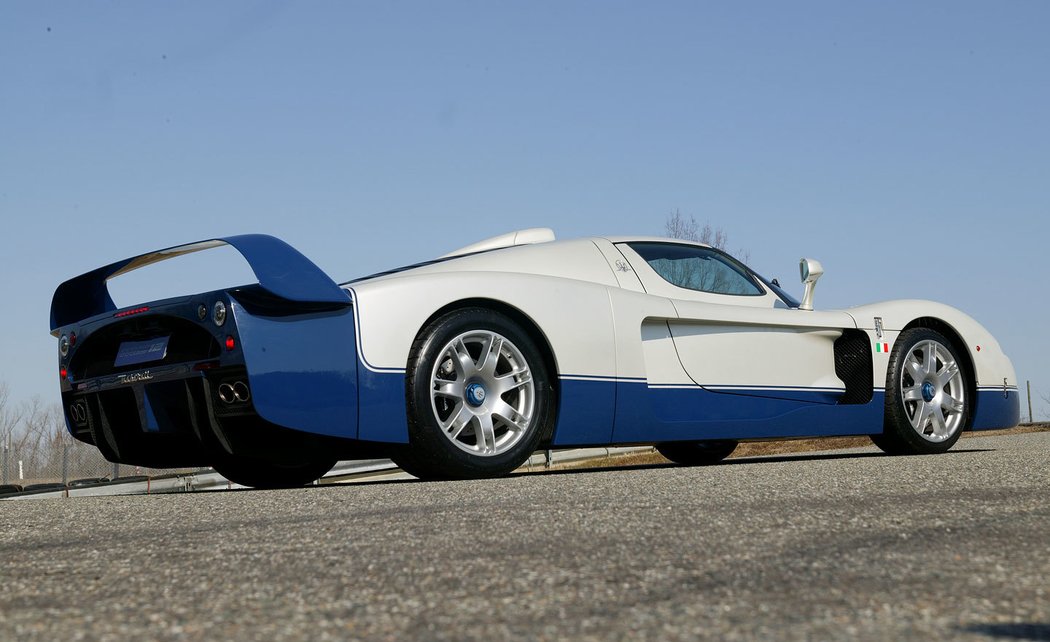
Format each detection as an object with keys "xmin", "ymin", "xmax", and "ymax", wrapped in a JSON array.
[{"xmin": 50, "ymin": 234, "xmax": 350, "ymax": 333}]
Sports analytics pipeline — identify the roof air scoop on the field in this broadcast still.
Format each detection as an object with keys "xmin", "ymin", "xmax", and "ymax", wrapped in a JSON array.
[{"xmin": 440, "ymin": 228, "xmax": 556, "ymax": 259}]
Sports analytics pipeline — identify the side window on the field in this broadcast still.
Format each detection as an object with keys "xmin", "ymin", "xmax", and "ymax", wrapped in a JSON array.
[{"xmin": 627, "ymin": 242, "xmax": 764, "ymax": 296}]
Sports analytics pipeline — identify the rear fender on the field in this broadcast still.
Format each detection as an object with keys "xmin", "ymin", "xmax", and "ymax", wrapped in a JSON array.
[{"xmin": 230, "ymin": 299, "xmax": 359, "ymax": 439}]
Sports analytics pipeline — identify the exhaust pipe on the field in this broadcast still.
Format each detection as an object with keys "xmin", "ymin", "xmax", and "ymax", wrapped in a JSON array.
[
  {"xmin": 69, "ymin": 403, "xmax": 87, "ymax": 423},
  {"xmin": 218, "ymin": 383, "xmax": 236, "ymax": 404},
  {"xmin": 232, "ymin": 381, "xmax": 250, "ymax": 402},
  {"xmin": 218, "ymin": 381, "xmax": 250, "ymax": 404}
]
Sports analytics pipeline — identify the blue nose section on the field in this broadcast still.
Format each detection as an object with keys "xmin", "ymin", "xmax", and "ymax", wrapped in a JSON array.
[
  {"xmin": 921, "ymin": 381, "xmax": 936, "ymax": 403},
  {"xmin": 465, "ymin": 382, "xmax": 487, "ymax": 407}
]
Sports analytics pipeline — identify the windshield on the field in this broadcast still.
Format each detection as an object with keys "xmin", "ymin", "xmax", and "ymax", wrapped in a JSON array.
[{"xmin": 754, "ymin": 273, "xmax": 801, "ymax": 308}]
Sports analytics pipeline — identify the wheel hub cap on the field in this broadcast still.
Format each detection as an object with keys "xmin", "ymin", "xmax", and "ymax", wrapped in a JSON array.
[
  {"xmin": 921, "ymin": 381, "xmax": 936, "ymax": 403},
  {"xmin": 465, "ymin": 382, "xmax": 487, "ymax": 407}
]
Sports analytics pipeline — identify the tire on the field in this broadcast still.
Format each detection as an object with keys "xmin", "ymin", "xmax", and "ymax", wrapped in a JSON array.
[
  {"xmin": 400, "ymin": 308, "xmax": 554, "ymax": 480},
  {"xmin": 390, "ymin": 447, "xmax": 448, "ymax": 481},
  {"xmin": 871, "ymin": 328, "xmax": 970, "ymax": 455},
  {"xmin": 656, "ymin": 440, "xmax": 738, "ymax": 465},
  {"xmin": 211, "ymin": 455, "xmax": 336, "ymax": 489}
]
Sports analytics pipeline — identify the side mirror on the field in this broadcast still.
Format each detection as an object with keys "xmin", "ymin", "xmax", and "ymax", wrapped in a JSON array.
[{"xmin": 798, "ymin": 258, "xmax": 824, "ymax": 311}]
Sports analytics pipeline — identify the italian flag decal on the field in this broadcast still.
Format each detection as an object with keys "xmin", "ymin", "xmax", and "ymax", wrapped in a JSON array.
[{"xmin": 875, "ymin": 342, "xmax": 889, "ymax": 353}]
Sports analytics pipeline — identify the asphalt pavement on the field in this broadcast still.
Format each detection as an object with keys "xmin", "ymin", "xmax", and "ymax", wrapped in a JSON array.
[{"xmin": 2, "ymin": 431, "xmax": 1049, "ymax": 641}]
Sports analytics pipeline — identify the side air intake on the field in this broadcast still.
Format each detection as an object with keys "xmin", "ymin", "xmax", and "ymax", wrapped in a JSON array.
[{"xmin": 834, "ymin": 330, "xmax": 874, "ymax": 405}]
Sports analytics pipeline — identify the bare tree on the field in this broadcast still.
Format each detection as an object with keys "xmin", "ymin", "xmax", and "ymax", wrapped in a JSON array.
[
  {"xmin": 660, "ymin": 209, "xmax": 754, "ymax": 293},
  {"xmin": 0, "ymin": 382, "xmax": 26, "ymax": 459},
  {"xmin": 664, "ymin": 209, "xmax": 728, "ymax": 250},
  {"xmin": 0, "ymin": 392, "xmax": 68, "ymax": 483},
  {"xmin": 0, "ymin": 380, "xmax": 131, "ymax": 484},
  {"xmin": 14, "ymin": 396, "xmax": 51, "ymax": 472},
  {"xmin": 664, "ymin": 209, "xmax": 750, "ymax": 262}
]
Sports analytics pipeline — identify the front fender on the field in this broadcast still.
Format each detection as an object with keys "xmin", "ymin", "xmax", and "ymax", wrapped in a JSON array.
[
  {"xmin": 846, "ymin": 300, "xmax": 1015, "ymax": 389},
  {"xmin": 846, "ymin": 299, "xmax": 1019, "ymax": 430}
]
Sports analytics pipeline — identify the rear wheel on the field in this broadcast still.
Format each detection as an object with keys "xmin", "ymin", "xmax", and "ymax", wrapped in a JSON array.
[
  {"xmin": 211, "ymin": 455, "xmax": 336, "ymax": 489},
  {"xmin": 398, "ymin": 308, "xmax": 554, "ymax": 480},
  {"xmin": 871, "ymin": 328, "xmax": 970, "ymax": 455},
  {"xmin": 656, "ymin": 440, "xmax": 738, "ymax": 466}
]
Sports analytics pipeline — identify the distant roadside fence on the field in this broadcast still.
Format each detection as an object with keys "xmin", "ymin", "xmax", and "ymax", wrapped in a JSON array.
[
  {"xmin": 1, "ymin": 438, "xmax": 201, "ymax": 490},
  {"xmin": 0, "ymin": 384, "xmax": 195, "ymax": 491}
]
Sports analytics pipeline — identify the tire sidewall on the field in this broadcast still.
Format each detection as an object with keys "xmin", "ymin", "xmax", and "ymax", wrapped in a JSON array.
[{"xmin": 406, "ymin": 308, "xmax": 552, "ymax": 478}]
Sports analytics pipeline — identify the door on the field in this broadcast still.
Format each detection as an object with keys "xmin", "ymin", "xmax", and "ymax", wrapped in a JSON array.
[{"xmin": 617, "ymin": 241, "xmax": 854, "ymax": 405}]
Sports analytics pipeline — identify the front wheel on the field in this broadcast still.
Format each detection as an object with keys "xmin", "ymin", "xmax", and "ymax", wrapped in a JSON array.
[
  {"xmin": 871, "ymin": 328, "xmax": 970, "ymax": 455},
  {"xmin": 656, "ymin": 440, "xmax": 738, "ymax": 466},
  {"xmin": 211, "ymin": 455, "xmax": 336, "ymax": 489},
  {"xmin": 398, "ymin": 308, "xmax": 554, "ymax": 480}
]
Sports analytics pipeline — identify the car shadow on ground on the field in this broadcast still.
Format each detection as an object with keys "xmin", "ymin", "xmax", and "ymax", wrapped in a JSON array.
[
  {"xmin": 216, "ymin": 448, "xmax": 998, "ymax": 492},
  {"xmin": 960, "ymin": 622, "xmax": 1050, "ymax": 641},
  {"xmin": 720, "ymin": 447, "xmax": 995, "ymax": 467},
  {"xmin": 516, "ymin": 447, "xmax": 997, "ymax": 479}
]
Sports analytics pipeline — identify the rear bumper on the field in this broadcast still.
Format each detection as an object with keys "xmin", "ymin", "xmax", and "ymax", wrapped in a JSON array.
[
  {"xmin": 56, "ymin": 290, "xmax": 368, "ymax": 467},
  {"xmin": 63, "ymin": 364, "xmax": 334, "ymax": 467}
]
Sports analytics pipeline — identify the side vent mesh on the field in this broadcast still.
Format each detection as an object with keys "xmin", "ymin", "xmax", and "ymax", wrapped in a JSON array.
[{"xmin": 835, "ymin": 330, "xmax": 874, "ymax": 405}]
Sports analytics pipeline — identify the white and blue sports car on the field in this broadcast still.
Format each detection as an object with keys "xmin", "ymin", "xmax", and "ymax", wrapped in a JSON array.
[{"xmin": 50, "ymin": 229, "xmax": 1020, "ymax": 487}]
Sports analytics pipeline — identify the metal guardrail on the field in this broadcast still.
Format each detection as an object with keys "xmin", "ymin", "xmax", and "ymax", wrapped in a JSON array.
[{"xmin": 0, "ymin": 447, "xmax": 653, "ymax": 500}]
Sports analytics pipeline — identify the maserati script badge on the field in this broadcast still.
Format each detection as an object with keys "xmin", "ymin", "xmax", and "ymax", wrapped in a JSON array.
[{"xmin": 117, "ymin": 370, "xmax": 154, "ymax": 385}]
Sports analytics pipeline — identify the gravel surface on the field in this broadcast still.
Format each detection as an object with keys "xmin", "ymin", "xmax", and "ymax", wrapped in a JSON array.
[{"xmin": 2, "ymin": 432, "xmax": 1049, "ymax": 641}]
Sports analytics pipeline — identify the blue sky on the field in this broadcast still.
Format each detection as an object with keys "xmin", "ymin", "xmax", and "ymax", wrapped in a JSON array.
[{"xmin": 2, "ymin": 1, "xmax": 1048, "ymax": 419}]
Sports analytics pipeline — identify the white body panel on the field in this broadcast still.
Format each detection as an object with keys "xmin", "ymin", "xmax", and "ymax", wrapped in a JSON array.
[
  {"xmin": 440, "ymin": 227, "xmax": 557, "ymax": 258},
  {"xmin": 346, "ymin": 233, "xmax": 1016, "ymax": 402},
  {"xmin": 846, "ymin": 300, "xmax": 1017, "ymax": 391},
  {"xmin": 603, "ymin": 239, "xmax": 852, "ymax": 394},
  {"xmin": 350, "ymin": 240, "xmax": 619, "ymax": 377}
]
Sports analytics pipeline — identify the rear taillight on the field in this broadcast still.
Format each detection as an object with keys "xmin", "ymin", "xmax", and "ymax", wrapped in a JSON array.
[{"xmin": 114, "ymin": 306, "xmax": 150, "ymax": 318}]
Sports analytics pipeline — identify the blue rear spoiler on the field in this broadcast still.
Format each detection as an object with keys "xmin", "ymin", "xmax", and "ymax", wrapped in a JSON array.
[{"xmin": 50, "ymin": 234, "xmax": 350, "ymax": 333}]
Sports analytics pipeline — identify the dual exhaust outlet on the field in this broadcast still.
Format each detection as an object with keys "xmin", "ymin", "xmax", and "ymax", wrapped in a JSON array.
[
  {"xmin": 217, "ymin": 381, "xmax": 251, "ymax": 404},
  {"xmin": 69, "ymin": 402, "xmax": 88, "ymax": 424}
]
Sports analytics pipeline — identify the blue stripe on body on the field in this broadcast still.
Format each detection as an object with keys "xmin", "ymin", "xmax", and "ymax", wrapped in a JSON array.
[
  {"xmin": 971, "ymin": 389, "xmax": 1020, "ymax": 430},
  {"xmin": 350, "ymin": 378, "xmax": 1022, "ymax": 446},
  {"xmin": 552, "ymin": 378, "xmax": 885, "ymax": 446}
]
